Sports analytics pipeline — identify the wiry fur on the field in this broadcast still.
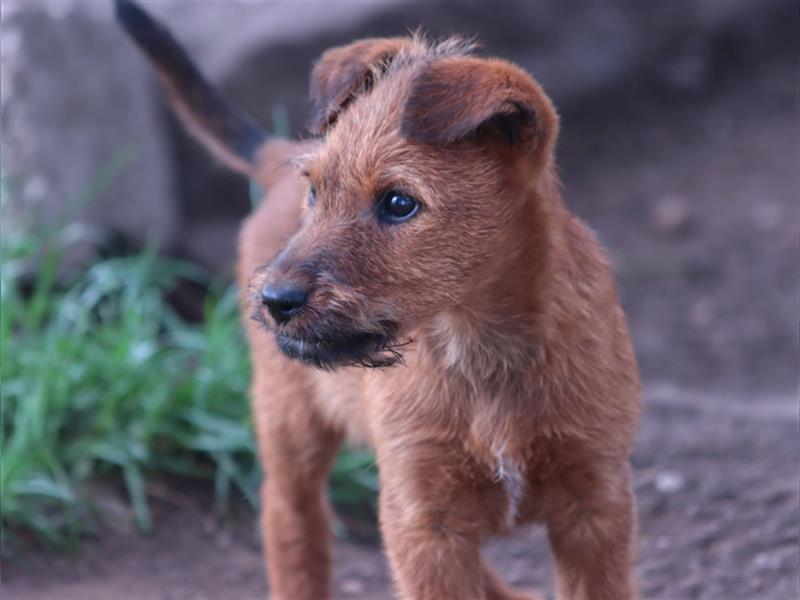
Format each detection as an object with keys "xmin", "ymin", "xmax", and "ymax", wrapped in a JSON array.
[{"xmin": 120, "ymin": 6, "xmax": 642, "ymax": 598}]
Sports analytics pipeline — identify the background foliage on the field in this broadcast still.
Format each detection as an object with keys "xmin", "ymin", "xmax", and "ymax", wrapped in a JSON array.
[{"xmin": 0, "ymin": 175, "xmax": 377, "ymax": 551}]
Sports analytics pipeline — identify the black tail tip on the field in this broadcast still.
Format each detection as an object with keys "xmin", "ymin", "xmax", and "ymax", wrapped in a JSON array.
[
  {"xmin": 114, "ymin": 0, "xmax": 156, "ymax": 38},
  {"xmin": 114, "ymin": 0, "xmax": 176, "ymax": 58},
  {"xmin": 114, "ymin": 0, "xmax": 139, "ymax": 23}
]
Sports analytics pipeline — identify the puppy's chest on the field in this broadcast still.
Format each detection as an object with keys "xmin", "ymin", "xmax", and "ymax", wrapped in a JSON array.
[{"xmin": 462, "ymin": 398, "xmax": 556, "ymax": 527}]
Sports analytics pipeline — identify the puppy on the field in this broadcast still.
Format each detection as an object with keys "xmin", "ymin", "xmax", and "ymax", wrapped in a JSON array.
[{"xmin": 117, "ymin": 2, "xmax": 641, "ymax": 599}]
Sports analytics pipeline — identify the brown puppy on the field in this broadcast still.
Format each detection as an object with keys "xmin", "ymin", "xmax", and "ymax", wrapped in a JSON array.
[{"xmin": 118, "ymin": 3, "xmax": 641, "ymax": 599}]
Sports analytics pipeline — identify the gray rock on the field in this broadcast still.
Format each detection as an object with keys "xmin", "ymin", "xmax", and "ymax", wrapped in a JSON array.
[{"xmin": 1, "ymin": 0, "xmax": 177, "ymax": 270}]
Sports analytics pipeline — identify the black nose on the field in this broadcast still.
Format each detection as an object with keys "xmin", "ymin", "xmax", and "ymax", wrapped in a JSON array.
[{"xmin": 260, "ymin": 284, "xmax": 309, "ymax": 324}]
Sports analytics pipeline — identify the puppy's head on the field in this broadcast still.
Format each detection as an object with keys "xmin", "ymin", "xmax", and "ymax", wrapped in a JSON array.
[
  {"xmin": 115, "ymin": 3, "xmax": 558, "ymax": 369},
  {"xmin": 252, "ymin": 36, "xmax": 559, "ymax": 369}
]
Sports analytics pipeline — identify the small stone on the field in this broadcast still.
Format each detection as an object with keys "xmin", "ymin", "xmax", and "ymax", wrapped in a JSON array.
[
  {"xmin": 753, "ymin": 551, "xmax": 782, "ymax": 571},
  {"xmin": 652, "ymin": 193, "xmax": 691, "ymax": 234},
  {"xmin": 655, "ymin": 470, "xmax": 685, "ymax": 494},
  {"xmin": 689, "ymin": 298, "xmax": 714, "ymax": 331},
  {"xmin": 340, "ymin": 578, "xmax": 365, "ymax": 595},
  {"xmin": 751, "ymin": 201, "xmax": 783, "ymax": 232}
]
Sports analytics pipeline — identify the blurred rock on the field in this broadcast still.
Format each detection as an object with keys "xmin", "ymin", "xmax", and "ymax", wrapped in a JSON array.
[{"xmin": 1, "ymin": 1, "xmax": 177, "ymax": 269}]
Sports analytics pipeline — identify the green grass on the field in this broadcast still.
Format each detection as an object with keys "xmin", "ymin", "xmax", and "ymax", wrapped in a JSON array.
[{"xmin": 0, "ymin": 186, "xmax": 377, "ymax": 552}]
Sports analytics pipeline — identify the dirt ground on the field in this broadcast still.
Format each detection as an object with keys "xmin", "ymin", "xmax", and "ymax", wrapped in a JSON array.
[
  {"xmin": 4, "ymin": 13, "xmax": 798, "ymax": 600},
  {"xmin": 5, "ymin": 387, "xmax": 797, "ymax": 600}
]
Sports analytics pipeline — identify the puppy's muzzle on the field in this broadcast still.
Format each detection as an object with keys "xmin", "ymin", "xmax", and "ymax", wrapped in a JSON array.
[
  {"xmin": 260, "ymin": 283, "xmax": 309, "ymax": 324},
  {"xmin": 253, "ymin": 273, "xmax": 405, "ymax": 370}
]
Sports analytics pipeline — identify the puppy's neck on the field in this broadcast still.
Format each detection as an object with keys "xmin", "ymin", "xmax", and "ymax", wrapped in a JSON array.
[{"xmin": 421, "ymin": 170, "xmax": 565, "ymax": 389}]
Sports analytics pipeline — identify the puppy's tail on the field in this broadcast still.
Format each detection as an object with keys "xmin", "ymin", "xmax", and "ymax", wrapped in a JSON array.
[{"xmin": 115, "ymin": 0, "xmax": 266, "ymax": 175}]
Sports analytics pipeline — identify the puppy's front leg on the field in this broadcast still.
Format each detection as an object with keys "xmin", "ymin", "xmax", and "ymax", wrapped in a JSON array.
[
  {"xmin": 545, "ymin": 460, "xmax": 638, "ymax": 600},
  {"xmin": 377, "ymin": 442, "xmax": 505, "ymax": 600},
  {"xmin": 251, "ymin": 362, "xmax": 343, "ymax": 600}
]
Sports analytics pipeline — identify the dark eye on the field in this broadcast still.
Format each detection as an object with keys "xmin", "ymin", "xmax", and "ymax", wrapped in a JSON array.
[
  {"xmin": 307, "ymin": 185, "xmax": 317, "ymax": 206},
  {"xmin": 378, "ymin": 191, "xmax": 419, "ymax": 224}
]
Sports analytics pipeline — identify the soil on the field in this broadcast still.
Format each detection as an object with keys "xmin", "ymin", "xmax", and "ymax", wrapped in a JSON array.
[
  {"xmin": 4, "ymin": 387, "xmax": 797, "ymax": 600},
  {"xmin": 4, "ymin": 10, "xmax": 798, "ymax": 600}
]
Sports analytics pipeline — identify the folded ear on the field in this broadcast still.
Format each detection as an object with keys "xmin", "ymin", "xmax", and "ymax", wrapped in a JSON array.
[
  {"xmin": 115, "ymin": 0, "xmax": 266, "ymax": 176},
  {"xmin": 309, "ymin": 38, "xmax": 413, "ymax": 135},
  {"xmin": 401, "ymin": 57, "xmax": 558, "ymax": 164}
]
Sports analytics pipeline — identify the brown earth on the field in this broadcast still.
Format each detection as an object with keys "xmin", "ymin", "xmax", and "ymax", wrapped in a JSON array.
[{"xmin": 4, "ymin": 387, "xmax": 797, "ymax": 600}]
